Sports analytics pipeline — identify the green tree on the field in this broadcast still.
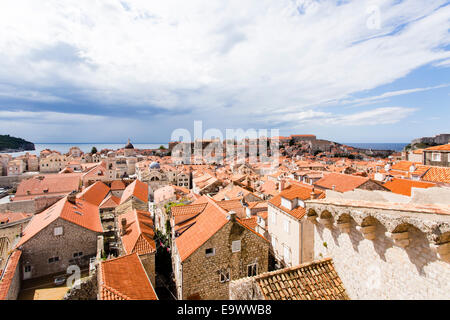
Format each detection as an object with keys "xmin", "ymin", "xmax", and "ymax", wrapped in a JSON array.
[
  {"xmin": 91, "ymin": 146, "xmax": 98, "ymax": 154},
  {"xmin": 159, "ymin": 145, "xmax": 166, "ymax": 150}
]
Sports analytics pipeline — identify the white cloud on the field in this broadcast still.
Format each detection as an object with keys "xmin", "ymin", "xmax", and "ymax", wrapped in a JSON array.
[
  {"xmin": 0, "ymin": 0, "xmax": 448, "ymax": 116},
  {"xmin": 284, "ymin": 106, "xmax": 417, "ymax": 127},
  {"xmin": 0, "ymin": 110, "xmax": 106, "ymax": 123}
]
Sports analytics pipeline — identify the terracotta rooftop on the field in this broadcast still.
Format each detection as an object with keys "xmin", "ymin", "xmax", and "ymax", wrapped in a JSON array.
[
  {"xmin": 0, "ymin": 212, "xmax": 32, "ymax": 225},
  {"xmin": 14, "ymin": 173, "xmax": 82, "ymax": 201},
  {"xmin": 120, "ymin": 180, "xmax": 148, "ymax": 204},
  {"xmin": 246, "ymin": 258, "xmax": 348, "ymax": 300},
  {"xmin": 111, "ymin": 180, "xmax": 126, "ymax": 191},
  {"xmin": 99, "ymin": 253, "xmax": 157, "ymax": 300},
  {"xmin": 119, "ymin": 210, "xmax": 156, "ymax": 255},
  {"xmin": 269, "ymin": 184, "xmax": 323, "ymax": 220},
  {"xmin": 175, "ymin": 198, "xmax": 229, "ymax": 262},
  {"xmin": 421, "ymin": 167, "xmax": 450, "ymax": 184},
  {"xmin": 239, "ymin": 216, "xmax": 258, "ymax": 230},
  {"xmin": 0, "ymin": 250, "xmax": 21, "ymax": 300},
  {"xmin": 16, "ymin": 196, "xmax": 103, "ymax": 247},
  {"xmin": 99, "ymin": 194, "xmax": 121, "ymax": 209},
  {"xmin": 313, "ymin": 172, "xmax": 369, "ymax": 193},
  {"xmin": 424, "ymin": 144, "xmax": 450, "ymax": 151},
  {"xmin": 77, "ymin": 181, "xmax": 110, "ymax": 206},
  {"xmin": 384, "ymin": 178, "xmax": 436, "ymax": 196}
]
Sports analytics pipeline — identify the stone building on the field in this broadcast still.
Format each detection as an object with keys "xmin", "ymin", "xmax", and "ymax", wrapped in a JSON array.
[
  {"xmin": 422, "ymin": 144, "xmax": 450, "ymax": 167},
  {"xmin": 305, "ymin": 188, "xmax": 450, "ymax": 299},
  {"xmin": 0, "ymin": 212, "xmax": 32, "ymax": 272},
  {"xmin": 39, "ymin": 152, "xmax": 73, "ymax": 173},
  {"xmin": 115, "ymin": 180, "xmax": 149, "ymax": 216},
  {"xmin": 16, "ymin": 195, "xmax": 103, "ymax": 280},
  {"xmin": 171, "ymin": 197, "xmax": 269, "ymax": 300},
  {"xmin": 7, "ymin": 159, "xmax": 25, "ymax": 176}
]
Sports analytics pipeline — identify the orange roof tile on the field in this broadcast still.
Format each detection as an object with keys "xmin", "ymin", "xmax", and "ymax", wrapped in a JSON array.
[
  {"xmin": 99, "ymin": 253, "xmax": 157, "ymax": 300},
  {"xmin": 384, "ymin": 178, "xmax": 436, "ymax": 196},
  {"xmin": 119, "ymin": 210, "xmax": 156, "ymax": 255},
  {"xmin": 0, "ymin": 250, "xmax": 21, "ymax": 300},
  {"xmin": 78, "ymin": 181, "xmax": 110, "ymax": 206},
  {"xmin": 17, "ymin": 197, "xmax": 103, "ymax": 247},
  {"xmin": 424, "ymin": 144, "xmax": 450, "ymax": 151},
  {"xmin": 99, "ymin": 194, "xmax": 121, "ymax": 209},
  {"xmin": 175, "ymin": 199, "xmax": 229, "ymax": 262},
  {"xmin": 251, "ymin": 258, "xmax": 348, "ymax": 300},
  {"xmin": 111, "ymin": 180, "xmax": 126, "ymax": 191},
  {"xmin": 313, "ymin": 172, "xmax": 369, "ymax": 193},
  {"xmin": 14, "ymin": 173, "xmax": 81, "ymax": 201},
  {"xmin": 269, "ymin": 184, "xmax": 323, "ymax": 220},
  {"xmin": 239, "ymin": 216, "xmax": 258, "ymax": 230},
  {"xmin": 120, "ymin": 180, "xmax": 148, "ymax": 204},
  {"xmin": 421, "ymin": 167, "xmax": 450, "ymax": 183}
]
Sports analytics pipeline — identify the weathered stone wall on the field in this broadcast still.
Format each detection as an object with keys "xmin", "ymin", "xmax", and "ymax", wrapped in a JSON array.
[
  {"xmin": 229, "ymin": 277, "xmax": 264, "ymax": 300},
  {"xmin": 307, "ymin": 202, "xmax": 450, "ymax": 300},
  {"xmin": 0, "ymin": 220, "xmax": 30, "ymax": 271},
  {"xmin": 180, "ymin": 220, "xmax": 269, "ymax": 300},
  {"xmin": 0, "ymin": 196, "xmax": 62, "ymax": 214},
  {"xmin": 140, "ymin": 252, "xmax": 156, "ymax": 289},
  {"xmin": 424, "ymin": 151, "xmax": 450, "ymax": 167},
  {"xmin": 20, "ymin": 218, "xmax": 99, "ymax": 279},
  {"xmin": 115, "ymin": 197, "xmax": 148, "ymax": 216},
  {"xmin": 0, "ymin": 174, "xmax": 38, "ymax": 188},
  {"xmin": 64, "ymin": 270, "xmax": 98, "ymax": 300}
]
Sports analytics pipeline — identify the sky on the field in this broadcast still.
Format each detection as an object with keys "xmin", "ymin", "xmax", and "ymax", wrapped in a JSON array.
[{"xmin": 0, "ymin": 0, "xmax": 449, "ymax": 144}]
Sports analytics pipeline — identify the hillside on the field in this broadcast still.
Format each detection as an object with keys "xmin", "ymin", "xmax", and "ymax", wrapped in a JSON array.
[{"xmin": 0, "ymin": 134, "xmax": 35, "ymax": 153}]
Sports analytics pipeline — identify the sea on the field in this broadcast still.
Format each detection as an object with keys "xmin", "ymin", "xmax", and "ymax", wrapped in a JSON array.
[
  {"xmin": 342, "ymin": 143, "xmax": 408, "ymax": 152},
  {"xmin": 2, "ymin": 142, "xmax": 408, "ymax": 156},
  {"xmin": 3, "ymin": 143, "xmax": 168, "ymax": 156}
]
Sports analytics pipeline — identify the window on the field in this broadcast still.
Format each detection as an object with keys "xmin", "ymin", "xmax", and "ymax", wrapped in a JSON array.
[
  {"xmin": 205, "ymin": 248, "xmax": 215, "ymax": 257},
  {"xmin": 48, "ymin": 256, "xmax": 60, "ymax": 263},
  {"xmin": 283, "ymin": 218, "xmax": 290, "ymax": 233},
  {"xmin": 54, "ymin": 227, "xmax": 63, "ymax": 236},
  {"xmin": 432, "ymin": 152, "xmax": 441, "ymax": 161},
  {"xmin": 73, "ymin": 252, "xmax": 83, "ymax": 258},
  {"xmin": 24, "ymin": 265, "xmax": 31, "ymax": 272},
  {"xmin": 247, "ymin": 263, "xmax": 258, "ymax": 277},
  {"xmin": 219, "ymin": 269, "xmax": 230, "ymax": 283},
  {"xmin": 270, "ymin": 211, "xmax": 276, "ymax": 224},
  {"xmin": 231, "ymin": 240, "xmax": 241, "ymax": 253}
]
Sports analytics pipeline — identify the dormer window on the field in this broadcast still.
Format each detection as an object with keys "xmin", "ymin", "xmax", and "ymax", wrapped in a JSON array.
[{"xmin": 281, "ymin": 197, "xmax": 293, "ymax": 210}]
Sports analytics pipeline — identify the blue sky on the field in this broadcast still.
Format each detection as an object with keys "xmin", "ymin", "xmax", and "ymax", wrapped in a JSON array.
[{"xmin": 0, "ymin": 0, "xmax": 449, "ymax": 144}]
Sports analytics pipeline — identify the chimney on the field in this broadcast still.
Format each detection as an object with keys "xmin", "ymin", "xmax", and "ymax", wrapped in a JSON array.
[
  {"xmin": 67, "ymin": 191, "xmax": 77, "ymax": 204},
  {"xmin": 332, "ymin": 185, "xmax": 336, "ymax": 191},
  {"xmin": 310, "ymin": 187, "xmax": 315, "ymax": 199},
  {"xmin": 121, "ymin": 218, "xmax": 127, "ymax": 235},
  {"xmin": 228, "ymin": 211, "xmax": 236, "ymax": 222},
  {"xmin": 279, "ymin": 180, "xmax": 285, "ymax": 192}
]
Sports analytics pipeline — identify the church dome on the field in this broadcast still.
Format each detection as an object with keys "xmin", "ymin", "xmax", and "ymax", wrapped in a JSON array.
[
  {"xmin": 125, "ymin": 138, "xmax": 134, "ymax": 149},
  {"xmin": 149, "ymin": 161, "xmax": 160, "ymax": 169}
]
